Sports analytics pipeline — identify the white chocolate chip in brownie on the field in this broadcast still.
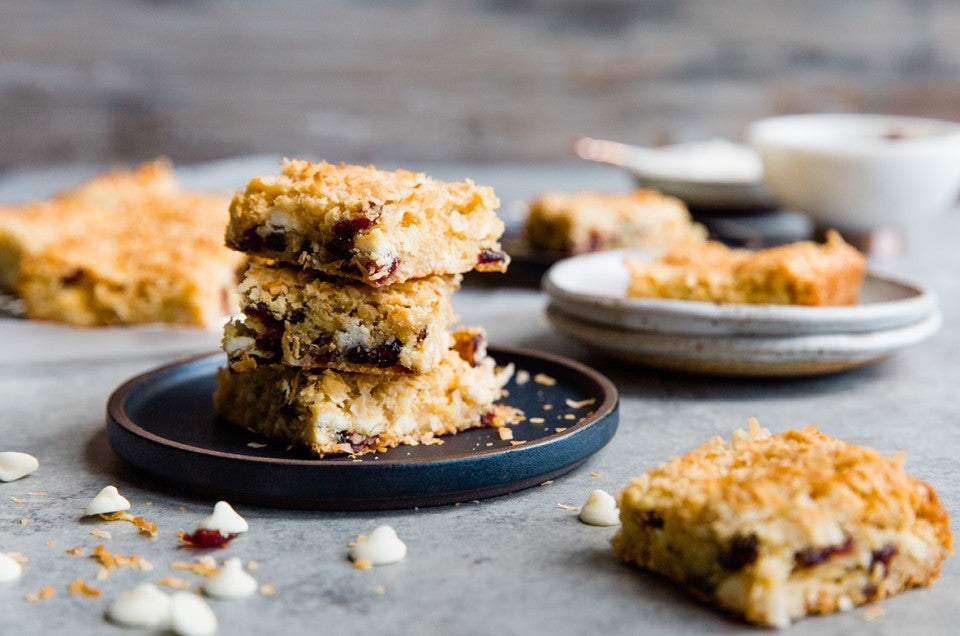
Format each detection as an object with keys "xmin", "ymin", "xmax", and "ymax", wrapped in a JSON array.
[
  {"xmin": 578, "ymin": 489, "xmax": 621, "ymax": 527},
  {"xmin": 0, "ymin": 553, "xmax": 24, "ymax": 582},
  {"xmin": 170, "ymin": 591, "xmax": 218, "ymax": 636},
  {"xmin": 203, "ymin": 558, "xmax": 257, "ymax": 599},
  {"xmin": 84, "ymin": 486, "xmax": 131, "ymax": 516},
  {"xmin": 0, "ymin": 451, "xmax": 39, "ymax": 482},
  {"xmin": 349, "ymin": 525, "xmax": 407, "ymax": 566},
  {"xmin": 197, "ymin": 501, "xmax": 249, "ymax": 535},
  {"xmin": 106, "ymin": 583, "xmax": 171, "ymax": 628}
]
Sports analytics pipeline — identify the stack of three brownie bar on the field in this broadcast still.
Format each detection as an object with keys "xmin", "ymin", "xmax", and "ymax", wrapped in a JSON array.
[{"xmin": 213, "ymin": 160, "xmax": 515, "ymax": 457}]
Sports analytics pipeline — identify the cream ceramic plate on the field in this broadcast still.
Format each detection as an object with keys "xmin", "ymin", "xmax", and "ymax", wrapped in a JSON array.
[
  {"xmin": 546, "ymin": 305, "xmax": 942, "ymax": 377},
  {"xmin": 543, "ymin": 250, "xmax": 938, "ymax": 336}
]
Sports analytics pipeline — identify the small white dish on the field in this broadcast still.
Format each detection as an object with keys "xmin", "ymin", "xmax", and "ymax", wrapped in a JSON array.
[
  {"xmin": 546, "ymin": 305, "xmax": 942, "ymax": 377},
  {"xmin": 543, "ymin": 250, "xmax": 937, "ymax": 336},
  {"xmin": 574, "ymin": 137, "xmax": 774, "ymax": 213},
  {"xmin": 747, "ymin": 113, "xmax": 960, "ymax": 230}
]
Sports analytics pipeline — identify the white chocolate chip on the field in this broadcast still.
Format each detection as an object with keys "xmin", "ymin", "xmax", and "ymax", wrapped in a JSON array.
[
  {"xmin": 202, "ymin": 558, "xmax": 257, "ymax": 599},
  {"xmin": 84, "ymin": 485, "xmax": 131, "ymax": 516},
  {"xmin": 578, "ymin": 489, "xmax": 621, "ymax": 527},
  {"xmin": 0, "ymin": 451, "xmax": 39, "ymax": 482},
  {"xmin": 0, "ymin": 552, "xmax": 23, "ymax": 582},
  {"xmin": 106, "ymin": 583, "xmax": 171, "ymax": 629},
  {"xmin": 170, "ymin": 591, "xmax": 218, "ymax": 636},
  {"xmin": 197, "ymin": 501, "xmax": 248, "ymax": 535},
  {"xmin": 349, "ymin": 525, "xmax": 407, "ymax": 566}
]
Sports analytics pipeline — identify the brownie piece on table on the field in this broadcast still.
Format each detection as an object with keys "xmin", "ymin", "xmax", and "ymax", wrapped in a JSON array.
[
  {"xmin": 612, "ymin": 419, "xmax": 952, "ymax": 628},
  {"xmin": 1, "ymin": 161, "xmax": 244, "ymax": 326},
  {"xmin": 524, "ymin": 189, "xmax": 706, "ymax": 254},
  {"xmin": 625, "ymin": 230, "xmax": 865, "ymax": 305},
  {"xmin": 213, "ymin": 328, "xmax": 516, "ymax": 457},
  {"xmin": 225, "ymin": 160, "xmax": 509, "ymax": 287},
  {"xmin": 223, "ymin": 260, "xmax": 460, "ymax": 374}
]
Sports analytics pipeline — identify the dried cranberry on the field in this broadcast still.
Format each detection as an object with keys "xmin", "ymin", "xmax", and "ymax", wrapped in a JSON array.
[
  {"xmin": 345, "ymin": 340, "xmax": 402, "ymax": 368},
  {"xmin": 794, "ymin": 536, "xmax": 854, "ymax": 567},
  {"xmin": 60, "ymin": 269, "xmax": 85, "ymax": 286},
  {"xmin": 237, "ymin": 226, "xmax": 286, "ymax": 253},
  {"xmin": 720, "ymin": 534, "xmax": 759, "ymax": 571},
  {"xmin": 179, "ymin": 528, "xmax": 237, "ymax": 549},
  {"xmin": 335, "ymin": 431, "xmax": 377, "ymax": 453},
  {"xmin": 640, "ymin": 511, "xmax": 665, "ymax": 529},
  {"xmin": 329, "ymin": 207, "xmax": 381, "ymax": 258},
  {"xmin": 477, "ymin": 249, "xmax": 506, "ymax": 265},
  {"xmin": 363, "ymin": 256, "xmax": 400, "ymax": 286},
  {"xmin": 871, "ymin": 545, "xmax": 898, "ymax": 575}
]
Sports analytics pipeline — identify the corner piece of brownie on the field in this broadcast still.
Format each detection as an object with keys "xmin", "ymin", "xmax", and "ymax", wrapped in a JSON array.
[{"xmin": 612, "ymin": 419, "xmax": 952, "ymax": 628}]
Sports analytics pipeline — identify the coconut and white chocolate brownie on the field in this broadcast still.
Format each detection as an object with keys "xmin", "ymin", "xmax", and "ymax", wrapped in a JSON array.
[
  {"xmin": 225, "ymin": 160, "xmax": 509, "ymax": 286},
  {"xmin": 223, "ymin": 260, "xmax": 460, "ymax": 374},
  {"xmin": 524, "ymin": 189, "xmax": 706, "ymax": 254},
  {"xmin": 612, "ymin": 420, "xmax": 952, "ymax": 629},
  {"xmin": 625, "ymin": 230, "xmax": 865, "ymax": 306},
  {"xmin": 1, "ymin": 161, "xmax": 244, "ymax": 326},
  {"xmin": 213, "ymin": 328, "xmax": 516, "ymax": 457}
]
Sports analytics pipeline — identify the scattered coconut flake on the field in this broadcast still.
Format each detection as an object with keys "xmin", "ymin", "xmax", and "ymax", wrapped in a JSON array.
[
  {"xmin": 202, "ymin": 557, "xmax": 257, "ymax": 599},
  {"xmin": 0, "ymin": 451, "xmax": 39, "ymax": 482},
  {"xmin": 578, "ymin": 490, "xmax": 621, "ymax": 527},
  {"xmin": 100, "ymin": 511, "xmax": 158, "ymax": 537},
  {"xmin": 529, "ymin": 417, "xmax": 545, "ymax": 425},
  {"xmin": 543, "ymin": 404, "xmax": 554, "ymax": 411},
  {"xmin": 540, "ymin": 480, "xmax": 553, "ymax": 486},
  {"xmin": 514, "ymin": 369, "xmax": 531, "ymax": 385},
  {"xmin": 91, "ymin": 544, "xmax": 153, "ymax": 575},
  {"xmin": 197, "ymin": 501, "xmax": 248, "ymax": 535},
  {"xmin": 533, "ymin": 373, "xmax": 556, "ymax": 386},
  {"xmin": 28, "ymin": 491, "xmax": 47, "ymax": 497},
  {"xmin": 90, "ymin": 529, "xmax": 112, "ymax": 540},
  {"xmin": 25, "ymin": 585, "xmax": 56, "ymax": 602},
  {"xmin": 106, "ymin": 583, "xmax": 171, "ymax": 628},
  {"xmin": 68, "ymin": 578, "xmax": 102, "ymax": 598},
  {"xmin": 864, "ymin": 605, "xmax": 886, "ymax": 621},
  {"xmin": 353, "ymin": 558, "xmax": 373, "ymax": 571},
  {"xmin": 247, "ymin": 442, "xmax": 268, "ymax": 449},
  {"xmin": 555, "ymin": 428, "xmax": 568, "ymax": 433},
  {"xmin": 84, "ymin": 486, "xmax": 130, "ymax": 516},
  {"xmin": 171, "ymin": 556, "xmax": 219, "ymax": 578},
  {"xmin": 65, "ymin": 546, "xmax": 84, "ymax": 556},
  {"xmin": 0, "ymin": 552, "xmax": 24, "ymax": 582},
  {"xmin": 563, "ymin": 414, "xmax": 576, "ymax": 420},
  {"xmin": 170, "ymin": 591, "xmax": 218, "ymax": 636},
  {"xmin": 259, "ymin": 583, "xmax": 277, "ymax": 596},
  {"xmin": 156, "ymin": 576, "xmax": 192, "ymax": 591},
  {"xmin": 11, "ymin": 497, "xmax": 26, "ymax": 505},
  {"xmin": 510, "ymin": 440, "xmax": 526, "ymax": 446},
  {"xmin": 556, "ymin": 503, "xmax": 579, "ymax": 512},
  {"xmin": 348, "ymin": 526, "xmax": 407, "ymax": 567},
  {"xmin": 590, "ymin": 472, "xmax": 601, "ymax": 478},
  {"xmin": 19, "ymin": 518, "xmax": 29, "ymax": 526},
  {"xmin": 565, "ymin": 398, "xmax": 596, "ymax": 409},
  {"xmin": 373, "ymin": 584, "xmax": 386, "ymax": 595},
  {"xmin": 497, "ymin": 427, "xmax": 514, "ymax": 441},
  {"xmin": 245, "ymin": 560, "xmax": 259, "ymax": 571}
]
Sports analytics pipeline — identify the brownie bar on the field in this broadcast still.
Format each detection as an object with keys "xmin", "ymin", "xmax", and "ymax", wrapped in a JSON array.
[
  {"xmin": 225, "ymin": 160, "xmax": 509, "ymax": 286},
  {"xmin": 1, "ymin": 161, "xmax": 245, "ymax": 326},
  {"xmin": 525, "ymin": 189, "xmax": 706, "ymax": 254},
  {"xmin": 625, "ymin": 230, "xmax": 865, "ymax": 305},
  {"xmin": 223, "ymin": 260, "xmax": 460, "ymax": 374},
  {"xmin": 213, "ymin": 329, "xmax": 517, "ymax": 457},
  {"xmin": 612, "ymin": 420, "xmax": 953, "ymax": 628}
]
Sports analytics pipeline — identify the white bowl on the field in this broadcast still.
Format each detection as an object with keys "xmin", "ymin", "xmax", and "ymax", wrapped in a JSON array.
[{"xmin": 747, "ymin": 114, "xmax": 960, "ymax": 230}]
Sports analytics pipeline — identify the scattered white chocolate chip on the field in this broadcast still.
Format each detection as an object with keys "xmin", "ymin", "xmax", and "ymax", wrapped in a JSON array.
[
  {"xmin": 197, "ymin": 501, "xmax": 248, "ymax": 535},
  {"xmin": 0, "ymin": 552, "xmax": 24, "ymax": 582},
  {"xmin": 578, "ymin": 490, "xmax": 621, "ymax": 527},
  {"xmin": 349, "ymin": 525, "xmax": 407, "ymax": 566},
  {"xmin": 0, "ymin": 451, "xmax": 39, "ymax": 482},
  {"xmin": 84, "ymin": 486, "xmax": 131, "ymax": 516},
  {"xmin": 170, "ymin": 591, "xmax": 218, "ymax": 636},
  {"xmin": 565, "ymin": 397, "xmax": 596, "ymax": 409},
  {"xmin": 202, "ymin": 558, "xmax": 257, "ymax": 599},
  {"xmin": 106, "ymin": 583, "xmax": 171, "ymax": 629}
]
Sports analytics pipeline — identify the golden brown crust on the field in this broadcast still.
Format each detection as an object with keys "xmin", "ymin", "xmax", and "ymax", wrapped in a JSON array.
[
  {"xmin": 225, "ymin": 160, "xmax": 509, "ymax": 285},
  {"xmin": 0, "ymin": 160, "xmax": 244, "ymax": 326},
  {"xmin": 625, "ymin": 230, "xmax": 866, "ymax": 306},
  {"xmin": 612, "ymin": 420, "xmax": 952, "ymax": 628},
  {"xmin": 525, "ymin": 189, "xmax": 706, "ymax": 254}
]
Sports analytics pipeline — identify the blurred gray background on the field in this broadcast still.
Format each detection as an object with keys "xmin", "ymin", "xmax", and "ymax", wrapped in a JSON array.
[{"xmin": 2, "ymin": 0, "xmax": 960, "ymax": 171}]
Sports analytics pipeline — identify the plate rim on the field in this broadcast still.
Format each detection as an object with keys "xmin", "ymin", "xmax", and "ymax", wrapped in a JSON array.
[
  {"xmin": 546, "ymin": 304, "xmax": 942, "ymax": 376},
  {"xmin": 105, "ymin": 346, "xmax": 620, "ymax": 509},
  {"xmin": 543, "ymin": 249, "xmax": 938, "ymax": 335}
]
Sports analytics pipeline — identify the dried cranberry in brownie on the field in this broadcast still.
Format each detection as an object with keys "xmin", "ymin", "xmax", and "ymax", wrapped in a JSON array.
[
  {"xmin": 222, "ymin": 260, "xmax": 460, "ymax": 374},
  {"xmin": 225, "ymin": 160, "xmax": 510, "ymax": 286},
  {"xmin": 612, "ymin": 420, "xmax": 953, "ymax": 628},
  {"xmin": 213, "ymin": 328, "xmax": 517, "ymax": 457}
]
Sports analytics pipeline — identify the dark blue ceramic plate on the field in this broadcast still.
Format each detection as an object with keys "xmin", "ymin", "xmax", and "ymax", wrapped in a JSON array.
[{"xmin": 106, "ymin": 347, "xmax": 619, "ymax": 510}]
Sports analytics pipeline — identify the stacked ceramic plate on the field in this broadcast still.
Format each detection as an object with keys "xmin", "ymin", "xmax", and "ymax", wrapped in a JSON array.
[{"xmin": 543, "ymin": 250, "xmax": 941, "ymax": 377}]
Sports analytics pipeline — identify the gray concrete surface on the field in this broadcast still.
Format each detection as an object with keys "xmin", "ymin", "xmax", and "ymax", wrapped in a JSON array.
[{"xmin": 1, "ymin": 161, "xmax": 958, "ymax": 635}]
